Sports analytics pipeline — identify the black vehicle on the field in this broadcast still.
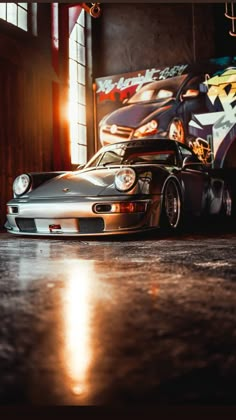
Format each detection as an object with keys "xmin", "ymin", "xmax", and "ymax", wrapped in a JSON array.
[{"xmin": 99, "ymin": 73, "xmax": 208, "ymax": 146}]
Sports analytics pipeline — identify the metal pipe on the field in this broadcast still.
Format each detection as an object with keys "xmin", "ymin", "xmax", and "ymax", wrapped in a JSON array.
[{"xmin": 225, "ymin": 2, "xmax": 236, "ymax": 37}]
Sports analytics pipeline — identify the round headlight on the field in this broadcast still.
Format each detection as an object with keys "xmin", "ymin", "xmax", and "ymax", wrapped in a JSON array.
[
  {"xmin": 13, "ymin": 174, "xmax": 31, "ymax": 196},
  {"xmin": 115, "ymin": 167, "xmax": 137, "ymax": 192}
]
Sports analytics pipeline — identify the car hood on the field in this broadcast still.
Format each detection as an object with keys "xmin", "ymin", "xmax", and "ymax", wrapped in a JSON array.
[
  {"xmin": 27, "ymin": 168, "xmax": 123, "ymax": 199},
  {"xmin": 102, "ymin": 99, "xmax": 173, "ymax": 127},
  {"xmin": 26, "ymin": 165, "xmax": 170, "ymax": 199}
]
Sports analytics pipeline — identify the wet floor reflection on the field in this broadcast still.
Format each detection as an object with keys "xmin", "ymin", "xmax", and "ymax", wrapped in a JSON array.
[
  {"xmin": 62, "ymin": 261, "xmax": 94, "ymax": 401},
  {"xmin": 2, "ymin": 234, "xmax": 236, "ymax": 404},
  {"xmin": 6, "ymin": 239, "xmax": 118, "ymax": 404}
]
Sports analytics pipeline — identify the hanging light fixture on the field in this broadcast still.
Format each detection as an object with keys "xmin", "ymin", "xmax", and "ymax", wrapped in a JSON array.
[
  {"xmin": 225, "ymin": 2, "xmax": 236, "ymax": 37},
  {"xmin": 82, "ymin": 3, "xmax": 101, "ymax": 18}
]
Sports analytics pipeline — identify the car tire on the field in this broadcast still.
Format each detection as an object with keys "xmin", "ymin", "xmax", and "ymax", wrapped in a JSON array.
[
  {"xmin": 160, "ymin": 178, "xmax": 183, "ymax": 232},
  {"xmin": 168, "ymin": 118, "xmax": 185, "ymax": 143},
  {"xmin": 220, "ymin": 184, "xmax": 232, "ymax": 217}
]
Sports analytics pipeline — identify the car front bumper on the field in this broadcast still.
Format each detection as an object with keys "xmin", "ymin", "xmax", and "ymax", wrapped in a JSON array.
[{"xmin": 5, "ymin": 195, "xmax": 161, "ymax": 236}]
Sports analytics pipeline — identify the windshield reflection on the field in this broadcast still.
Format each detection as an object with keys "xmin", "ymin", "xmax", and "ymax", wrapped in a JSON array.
[
  {"xmin": 128, "ymin": 74, "xmax": 187, "ymax": 104},
  {"xmin": 85, "ymin": 141, "xmax": 179, "ymax": 168}
]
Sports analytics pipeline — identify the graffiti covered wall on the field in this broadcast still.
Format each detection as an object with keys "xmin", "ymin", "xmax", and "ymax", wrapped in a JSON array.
[
  {"xmin": 95, "ymin": 57, "xmax": 236, "ymax": 168},
  {"xmin": 189, "ymin": 67, "xmax": 236, "ymax": 167}
]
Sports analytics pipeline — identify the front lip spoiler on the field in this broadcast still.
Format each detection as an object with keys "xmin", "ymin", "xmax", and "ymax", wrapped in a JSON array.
[{"xmin": 5, "ymin": 226, "xmax": 158, "ymax": 237}]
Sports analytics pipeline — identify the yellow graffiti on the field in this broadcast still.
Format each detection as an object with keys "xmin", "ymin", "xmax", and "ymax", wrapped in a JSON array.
[
  {"xmin": 206, "ymin": 69, "xmax": 236, "ymax": 86},
  {"xmin": 207, "ymin": 83, "xmax": 236, "ymax": 105},
  {"xmin": 189, "ymin": 138, "xmax": 212, "ymax": 164},
  {"xmin": 205, "ymin": 68, "xmax": 236, "ymax": 107}
]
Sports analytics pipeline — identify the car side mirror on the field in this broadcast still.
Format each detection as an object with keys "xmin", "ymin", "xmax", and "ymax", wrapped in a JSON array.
[{"xmin": 199, "ymin": 82, "xmax": 208, "ymax": 93}]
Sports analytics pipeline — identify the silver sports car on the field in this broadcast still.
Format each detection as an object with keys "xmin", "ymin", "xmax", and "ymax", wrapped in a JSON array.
[{"xmin": 5, "ymin": 139, "xmax": 232, "ymax": 236}]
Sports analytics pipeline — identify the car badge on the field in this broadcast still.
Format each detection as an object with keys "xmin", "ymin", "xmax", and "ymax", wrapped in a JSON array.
[
  {"xmin": 62, "ymin": 188, "xmax": 70, "ymax": 193},
  {"xmin": 110, "ymin": 124, "xmax": 118, "ymax": 134}
]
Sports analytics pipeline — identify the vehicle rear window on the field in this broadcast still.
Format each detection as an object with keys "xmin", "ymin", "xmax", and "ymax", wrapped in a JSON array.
[{"xmin": 125, "ymin": 150, "xmax": 177, "ymax": 165}]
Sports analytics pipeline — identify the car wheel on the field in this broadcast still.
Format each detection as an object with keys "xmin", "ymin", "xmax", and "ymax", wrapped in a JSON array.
[
  {"xmin": 161, "ymin": 179, "xmax": 182, "ymax": 231},
  {"xmin": 221, "ymin": 184, "xmax": 232, "ymax": 217},
  {"xmin": 168, "ymin": 118, "xmax": 185, "ymax": 143}
]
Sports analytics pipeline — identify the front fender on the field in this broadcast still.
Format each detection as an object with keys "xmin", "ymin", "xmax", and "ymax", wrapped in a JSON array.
[{"xmin": 14, "ymin": 171, "xmax": 68, "ymax": 198}]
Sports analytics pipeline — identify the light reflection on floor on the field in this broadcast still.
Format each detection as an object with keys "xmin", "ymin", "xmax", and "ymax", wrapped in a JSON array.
[
  {"xmin": 62, "ymin": 261, "xmax": 94, "ymax": 400},
  {"xmin": 2, "ymin": 233, "xmax": 236, "ymax": 404}
]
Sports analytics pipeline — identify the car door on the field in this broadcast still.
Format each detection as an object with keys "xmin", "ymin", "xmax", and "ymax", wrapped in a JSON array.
[
  {"xmin": 178, "ymin": 144, "xmax": 209, "ymax": 216},
  {"xmin": 177, "ymin": 75, "xmax": 207, "ymax": 126}
]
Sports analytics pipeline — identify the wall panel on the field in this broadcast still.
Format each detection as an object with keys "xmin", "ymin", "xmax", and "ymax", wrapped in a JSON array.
[
  {"xmin": 92, "ymin": 3, "xmax": 231, "ymax": 79},
  {"xmin": 0, "ymin": 58, "xmax": 53, "ymax": 228}
]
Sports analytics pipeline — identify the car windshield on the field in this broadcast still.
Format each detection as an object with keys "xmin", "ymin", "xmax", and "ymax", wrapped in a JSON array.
[
  {"xmin": 85, "ymin": 141, "xmax": 179, "ymax": 168},
  {"xmin": 127, "ymin": 74, "xmax": 188, "ymax": 104}
]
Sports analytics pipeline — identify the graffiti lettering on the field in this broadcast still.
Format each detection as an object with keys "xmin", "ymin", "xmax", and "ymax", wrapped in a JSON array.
[
  {"xmin": 118, "ymin": 69, "xmax": 160, "ymax": 92},
  {"xmin": 96, "ymin": 79, "xmax": 116, "ymax": 95},
  {"xmin": 206, "ymin": 68, "xmax": 236, "ymax": 111},
  {"xmin": 96, "ymin": 69, "xmax": 160, "ymax": 94},
  {"xmin": 96, "ymin": 64, "xmax": 188, "ymax": 94},
  {"xmin": 189, "ymin": 137, "xmax": 213, "ymax": 164},
  {"xmin": 214, "ymin": 114, "xmax": 235, "ymax": 130},
  {"xmin": 208, "ymin": 83, "xmax": 236, "ymax": 108},
  {"xmin": 158, "ymin": 65, "xmax": 188, "ymax": 80},
  {"xmin": 189, "ymin": 66, "xmax": 236, "ymax": 166}
]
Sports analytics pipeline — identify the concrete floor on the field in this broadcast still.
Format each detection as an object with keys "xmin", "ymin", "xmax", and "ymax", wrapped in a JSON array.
[{"xmin": 1, "ymin": 221, "xmax": 236, "ymax": 405}]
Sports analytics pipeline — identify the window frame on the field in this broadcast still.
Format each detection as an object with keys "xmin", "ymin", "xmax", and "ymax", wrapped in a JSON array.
[
  {"xmin": 68, "ymin": 8, "xmax": 88, "ymax": 166},
  {"xmin": 0, "ymin": 2, "xmax": 37, "ymax": 35}
]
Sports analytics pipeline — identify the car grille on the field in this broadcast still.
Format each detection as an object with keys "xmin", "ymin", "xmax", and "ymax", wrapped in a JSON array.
[
  {"xmin": 16, "ymin": 218, "xmax": 37, "ymax": 233},
  {"xmin": 101, "ymin": 125, "xmax": 133, "ymax": 140}
]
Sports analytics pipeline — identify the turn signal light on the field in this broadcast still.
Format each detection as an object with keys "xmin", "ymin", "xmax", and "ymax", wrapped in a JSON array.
[
  {"xmin": 94, "ymin": 202, "xmax": 147, "ymax": 214},
  {"xmin": 118, "ymin": 202, "xmax": 146, "ymax": 213}
]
